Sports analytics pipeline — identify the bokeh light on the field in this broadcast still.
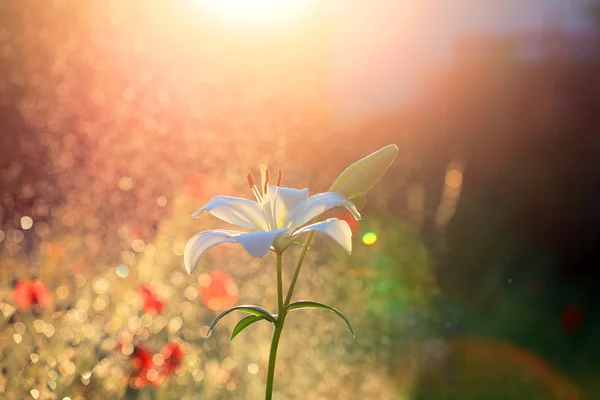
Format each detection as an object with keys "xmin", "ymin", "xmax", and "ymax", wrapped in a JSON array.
[
  {"xmin": 444, "ymin": 169, "xmax": 463, "ymax": 189},
  {"xmin": 20, "ymin": 216, "xmax": 34, "ymax": 230},
  {"xmin": 0, "ymin": 0, "xmax": 598, "ymax": 398},
  {"xmin": 116, "ymin": 265, "xmax": 130, "ymax": 278},
  {"xmin": 198, "ymin": 270, "xmax": 239, "ymax": 311},
  {"xmin": 362, "ymin": 232, "xmax": 378, "ymax": 245}
]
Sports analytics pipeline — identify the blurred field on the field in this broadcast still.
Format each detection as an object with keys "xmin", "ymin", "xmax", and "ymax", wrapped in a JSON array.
[{"xmin": 1, "ymin": 1, "xmax": 600, "ymax": 399}]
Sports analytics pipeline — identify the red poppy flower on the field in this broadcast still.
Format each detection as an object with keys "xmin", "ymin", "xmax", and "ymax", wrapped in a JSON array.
[
  {"xmin": 130, "ymin": 345, "xmax": 153, "ymax": 372},
  {"xmin": 161, "ymin": 342, "xmax": 184, "ymax": 375},
  {"xmin": 128, "ymin": 345, "xmax": 162, "ymax": 388},
  {"xmin": 198, "ymin": 270, "xmax": 239, "ymax": 311},
  {"xmin": 137, "ymin": 284, "xmax": 164, "ymax": 315},
  {"xmin": 13, "ymin": 279, "xmax": 50, "ymax": 310}
]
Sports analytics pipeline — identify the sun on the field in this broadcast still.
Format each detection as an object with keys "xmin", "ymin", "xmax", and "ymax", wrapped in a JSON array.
[{"xmin": 198, "ymin": 0, "xmax": 313, "ymax": 26}]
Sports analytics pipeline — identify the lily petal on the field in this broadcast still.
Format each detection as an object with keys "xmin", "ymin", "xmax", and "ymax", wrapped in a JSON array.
[
  {"xmin": 234, "ymin": 228, "xmax": 292, "ymax": 257},
  {"xmin": 192, "ymin": 195, "xmax": 268, "ymax": 230},
  {"xmin": 184, "ymin": 228, "xmax": 293, "ymax": 274},
  {"xmin": 184, "ymin": 230, "xmax": 242, "ymax": 274},
  {"xmin": 284, "ymin": 192, "xmax": 361, "ymax": 229},
  {"xmin": 289, "ymin": 218, "xmax": 353, "ymax": 253},
  {"xmin": 268, "ymin": 186, "xmax": 309, "ymax": 228}
]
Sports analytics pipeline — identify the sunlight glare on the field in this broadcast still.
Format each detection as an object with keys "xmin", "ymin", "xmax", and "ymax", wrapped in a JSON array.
[{"xmin": 198, "ymin": 0, "xmax": 313, "ymax": 26}]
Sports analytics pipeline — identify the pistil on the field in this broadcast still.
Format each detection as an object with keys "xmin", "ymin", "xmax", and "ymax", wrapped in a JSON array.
[{"xmin": 247, "ymin": 166, "xmax": 280, "ymax": 230}]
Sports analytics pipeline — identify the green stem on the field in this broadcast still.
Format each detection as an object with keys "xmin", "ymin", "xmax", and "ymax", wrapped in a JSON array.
[
  {"xmin": 265, "ymin": 224, "xmax": 320, "ymax": 397},
  {"xmin": 284, "ymin": 231, "xmax": 316, "ymax": 307},
  {"xmin": 265, "ymin": 251, "xmax": 286, "ymax": 400},
  {"xmin": 265, "ymin": 322, "xmax": 283, "ymax": 400},
  {"xmin": 276, "ymin": 252, "xmax": 284, "ymax": 313}
]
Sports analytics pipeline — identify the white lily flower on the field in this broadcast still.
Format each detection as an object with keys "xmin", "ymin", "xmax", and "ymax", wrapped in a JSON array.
[{"xmin": 184, "ymin": 166, "xmax": 361, "ymax": 274}]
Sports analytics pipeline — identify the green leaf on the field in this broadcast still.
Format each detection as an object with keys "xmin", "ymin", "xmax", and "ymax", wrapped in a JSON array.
[
  {"xmin": 230, "ymin": 315, "xmax": 269, "ymax": 341},
  {"xmin": 207, "ymin": 305, "xmax": 276, "ymax": 336},
  {"xmin": 286, "ymin": 301, "xmax": 355, "ymax": 337}
]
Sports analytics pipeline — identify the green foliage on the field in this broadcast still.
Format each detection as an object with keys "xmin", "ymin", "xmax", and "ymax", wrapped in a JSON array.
[
  {"xmin": 230, "ymin": 315, "xmax": 269, "ymax": 341},
  {"xmin": 207, "ymin": 305, "xmax": 276, "ymax": 336},
  {"xmin": 286, "ymin": 300, "xmax": 355, "ymax": 337}
]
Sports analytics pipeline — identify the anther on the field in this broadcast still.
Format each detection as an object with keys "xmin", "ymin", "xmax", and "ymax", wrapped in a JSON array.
[
  {"xmin": 264, "ymin": 169, "xmax": 270, "ymax": 194},
  {"xmin": 276, "ymin": 170, "xmax": 282, "ymax": 186},
  {"xmin": 247, "ymin": 173, "xmax": 255, "ymax": 189}
]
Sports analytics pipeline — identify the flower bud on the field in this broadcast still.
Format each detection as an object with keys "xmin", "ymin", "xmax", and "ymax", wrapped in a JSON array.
[{"xmin": 328, "ymin": 144, "xmax": 398, "ymax": 199}]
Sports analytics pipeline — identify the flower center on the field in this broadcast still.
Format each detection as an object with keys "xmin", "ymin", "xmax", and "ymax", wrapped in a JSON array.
[
  {"xmin": 246, "ymin": 165, "xmax": 282, "ymax": 204},
  {"xmin": 247, "ymin": 165, "xmax": 283, "ymax": 230}
]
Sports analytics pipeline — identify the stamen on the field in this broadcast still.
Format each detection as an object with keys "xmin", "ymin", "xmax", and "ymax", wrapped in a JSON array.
[
  {"xmin": 264, "ymin": 169, "xmax": 270, "ymax": 195},
  {"xmin": 252, "ymin": 186, "xmax": 263, "ymax": 202},
  {"xmin": 248, "ymin": 172, "xmax": 263, "ymax": 202},
  {"xmin": 247, "ymin": 173, "xmax": 255, "ymax": 189},
  {"xmin": 276, "ymin": 170, "xmax": 282, "ymax": 186}
]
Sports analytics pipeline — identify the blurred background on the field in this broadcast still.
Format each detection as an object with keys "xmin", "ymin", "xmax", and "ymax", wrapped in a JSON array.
[{"xmin": 1, "ymin": 0, "xmax": 599, "ymax": 398}]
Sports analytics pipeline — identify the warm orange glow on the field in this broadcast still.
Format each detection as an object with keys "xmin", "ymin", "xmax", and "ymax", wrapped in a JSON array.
[
  {"xmin": 197, "ymin": 0, "xmax": 313, "ymax": 26},
  {"xmin": 445, "ymin": 169, "xmax": 463, "ymax": 189}
]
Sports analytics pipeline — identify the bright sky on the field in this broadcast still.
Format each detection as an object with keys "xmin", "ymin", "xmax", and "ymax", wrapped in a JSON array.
[
  {"xmin": 199, "ymin": 0, "xmax": 316, "ymax": 26},
  {"xmin": 328, "ymin": 0, "xmax": 595, "ymax": 119}
]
